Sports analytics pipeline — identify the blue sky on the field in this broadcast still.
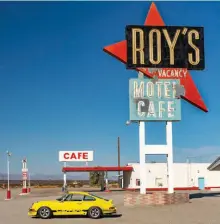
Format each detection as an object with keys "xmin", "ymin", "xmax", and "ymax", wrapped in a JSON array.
[{"xmin": 0, "ymin": 1, "xmax": 219, "ymax": 176}]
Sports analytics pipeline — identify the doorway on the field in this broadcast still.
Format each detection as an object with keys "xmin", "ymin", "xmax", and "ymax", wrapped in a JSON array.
[{"xmin": 198, "ymin": 177, "xmax": 205, "ymax": 190}]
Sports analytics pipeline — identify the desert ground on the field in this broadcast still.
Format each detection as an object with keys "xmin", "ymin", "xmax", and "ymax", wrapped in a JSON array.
[{"xmin": 0, "ymin": 188, "xmax": 220, "ymax": 224}]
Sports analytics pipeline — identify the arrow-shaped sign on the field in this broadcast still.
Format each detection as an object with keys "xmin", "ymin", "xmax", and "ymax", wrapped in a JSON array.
[{"xmin": 103, "ymin": 2, "xmax": 208, "ymax": 112}]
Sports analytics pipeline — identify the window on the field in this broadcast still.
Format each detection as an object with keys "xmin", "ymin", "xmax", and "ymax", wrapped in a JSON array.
[
  {"xmin": 84, "ymin": 195, "xmax": 96, "ymax": 201},
  {"xmin": 90, "ymin": 193, "xmax": 109, "ymax": 201},
  {"xmin": 56, "ymin": 194, "xmax": 68, "ymax": 201},
  {"xmin": 136, "ymin": 179, "xmax": 140, "ymax": 186},
  {"xmin": 155, "ymin": 178, "xmax": 163, "ymax": 187},
  {"xmin": 65, "ymin": 194, "xmax": 84, "ymax": 201}
]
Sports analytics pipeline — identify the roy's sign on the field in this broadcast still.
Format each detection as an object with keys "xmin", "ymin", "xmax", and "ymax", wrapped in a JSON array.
[
  {"xmin": 129, "ymin": 78, "xmax": 181, "ymax": 121},
  {"xmin": 59, "ymin": 151, "xmax": 94, "ymax": 162},
  {"xmin": 126, "ymin": 25, "xmax": 205, "ymax": 70},
  {"xmin": 103, "ymin": 3, "xmax": 208, "ymax": 112}
]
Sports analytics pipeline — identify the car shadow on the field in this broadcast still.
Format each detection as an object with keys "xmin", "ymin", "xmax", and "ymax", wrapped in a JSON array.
[
  {"xmin": 84, "ymin": 189, "xmax": 125, "ymax": 193},
  {"xmin": 32, "ymin": 214, "xmax": 122, "ymax": 219},
  {"xmin": 190, "ymin": 192, "xmax": 220, "ymax": 199}
]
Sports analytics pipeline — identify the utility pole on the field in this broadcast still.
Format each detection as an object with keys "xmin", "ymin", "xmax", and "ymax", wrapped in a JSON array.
[{"xmin": 117, "ymin": 137, "xmax": 121, "ymax": 187}]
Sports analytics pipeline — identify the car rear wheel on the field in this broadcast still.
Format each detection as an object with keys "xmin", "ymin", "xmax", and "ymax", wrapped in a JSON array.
[
  {"xmin": 88, "ymin": 207, "xmax": 102, "ymax": 219},
  {"xmin": 38, "ymin": 206, "xmax": 52, "ymax": 219}
]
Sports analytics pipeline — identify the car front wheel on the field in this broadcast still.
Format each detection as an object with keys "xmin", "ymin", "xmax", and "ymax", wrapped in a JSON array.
[
  {"xmin": 88, "ymin": 207, "xmax": 102, "ymax": 219},
  {"xmin": 38, "ymin": 206, "xmax": 52, "ymax": 219}
]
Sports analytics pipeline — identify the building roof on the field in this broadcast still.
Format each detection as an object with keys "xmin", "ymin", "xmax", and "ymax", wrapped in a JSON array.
[
  {"xmin": 62, "ymin": 166, "xmax": 133, "ymax": 172},
  {"xmin": 207, "ymin": 156, "xmax": 220, "ymax": 171}
]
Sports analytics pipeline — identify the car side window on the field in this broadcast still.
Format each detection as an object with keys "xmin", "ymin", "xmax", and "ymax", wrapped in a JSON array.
[
  {"xmin": 83, "ymin": 195, "xmax": 96, "ymax": 201},
  {"xmin": 66, "ymin": 194, "xmax": 84, "ymax": 201}
]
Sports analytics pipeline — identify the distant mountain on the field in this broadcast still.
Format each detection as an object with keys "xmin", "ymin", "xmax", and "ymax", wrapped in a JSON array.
[{"xmin": 0, "ymin": 173, "xmax": 90, "ymax": 180}]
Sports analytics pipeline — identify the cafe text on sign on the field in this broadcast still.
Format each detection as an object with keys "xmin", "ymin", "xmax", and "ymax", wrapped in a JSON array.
[
  {"xmin": 126, "ymin": 25, "xmax": 205, "ymax": 70},
  {"xmin": 59, "ymin": 151, "xmax": 94, "ymax": 162}
]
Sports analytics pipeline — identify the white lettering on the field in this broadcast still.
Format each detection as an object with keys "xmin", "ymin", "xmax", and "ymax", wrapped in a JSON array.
[
  {"xmin": 156, "ymin": 82, "xmax": 163, "ymax": 98},
  {"xmin": 133, "ymin": 80, "xmax": 176, "ymax": 99},
  {"xmin": 134, "ymin": 81, "xmax": 144, "ymax": 98},
  {"xmin": 146, "ymin": 82, "xmax": 154, "ymax": 97},
  {"xmin": 183, "ymin": 69, "xmax": 187, "ymax": 77},
  {"xmin": 158, "ymin": 101, "xmax": 165, "ymax": 118},
  {"xmin": 172, "ymin": 81, "xmax": 177, "ymax": 98},
  {"xmin": 135, "ymin": 101, "xmax": 177, "ymax": 119},
  {"xmin": 168, "ymin": 101, "xmax": 175, "ymax": 118},
  {"xmin": 164, "ymin": 82, "xmax": 171, "ymax": 98},
  {"xmin": 137, "ymin": 101, "xmax": 145, "ymax": 116},
  {"xmin": 157, "ymin": 69, "xmax": 187, "ymax": 78},
  {"xmin": 147, "ymin": 101, "xmax": 156, "ymax": 117}
]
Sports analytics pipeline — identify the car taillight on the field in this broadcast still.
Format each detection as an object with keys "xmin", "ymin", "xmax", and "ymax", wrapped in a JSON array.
[{"xmin": 29, "ymin": 208, "xmax": 36, "ymax": 212}]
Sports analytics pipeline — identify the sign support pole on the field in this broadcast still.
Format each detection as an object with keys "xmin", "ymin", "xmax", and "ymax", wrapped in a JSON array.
[
  {"xmin": 21, "ymin": 159, "xmax": 28, "ymax": 194},
  {"xmin": 24, "ymin": 161, "xmax": 27, "ymax": 191},
  {"xmin": 7, "ymin": 155, "xmax": 10, "ymax": 192},
  {"xmin": 166, "ymin": 121, "xmax": 174, "ymax": 194},
  {"xmin": 28, "ymin": 172, "xmax": 31, "ymax": 193},
  {"xmin": 5, "ymin": 151, "xmax": 11, "ymax": 200},
  {"xmin": 139, "ymin": 121, "xmax": 147, "ymax": 194},
  {"xmin": 63, "ymin": 162, "xmax": 67, "ymax": 187}
]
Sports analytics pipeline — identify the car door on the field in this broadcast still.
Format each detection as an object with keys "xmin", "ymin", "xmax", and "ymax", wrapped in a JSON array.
[{"xmin": 61, "ymin": 194, "xmax": 84, "ymax": 215}]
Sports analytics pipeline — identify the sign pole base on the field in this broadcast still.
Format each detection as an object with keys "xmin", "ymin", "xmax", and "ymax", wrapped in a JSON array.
[
  {"xmin": 22, "ymin": 188, "xmax": 28, "ymax": 193},
  {"xmin": 19, "ymin": 186, "xmax": 29, "ymax": 195},
  {"xmin": 5, "ymin": 189, "xmax": 11, "ymax": 200}
]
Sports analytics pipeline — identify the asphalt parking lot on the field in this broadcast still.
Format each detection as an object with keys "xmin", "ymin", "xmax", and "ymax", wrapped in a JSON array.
[{"xmin": 1, "ymin": 188, "xmax": 220, "ymax": 224}]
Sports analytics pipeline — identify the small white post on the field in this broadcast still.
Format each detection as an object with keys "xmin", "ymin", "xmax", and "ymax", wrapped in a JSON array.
[
  {"xmin": 63, "ymin": 162, "xmax": 67, "ymax": 187},
  {"xmin": 7, "ymin": 155, "xmax": 10, "ymax": 191},
  {"xmin": 139, "ymin": 121, "xmax": 147, "ymax": 194},
  {"xmin": 105, "ymin": 172, "xmax": 108, "ymax": 187},
  {"xmin": 104, "ymin": 171, "xmax": 110, "ymax": 192},
  {"xmin": 24, "ymin": 161, "xmax": 27, "ymax": 189},
  {"xmin": 166, "ymin": 121, "xmax": 174, "ymax": 194},
  {"xmin": 29, "ymin": 173, "xmax": 31, "ymax": 188}
]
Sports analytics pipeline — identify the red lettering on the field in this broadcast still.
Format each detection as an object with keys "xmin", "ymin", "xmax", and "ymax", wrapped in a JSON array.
[
  {"xmin": 64, "ymin": 153, "xmax": 69, "ymax": 159},
  {"xmin": 83, "ymin": 152, "xmax": 88, "ymax": 159},
  {"xmin": 78, "ymin": 152, "xmax": 82, "ymax": 159},
  {"xmin": 70, "ymin": 153, "xmax": 77, "ymax": 159},
  {"xmin": 63, "ymin": 152, "xmax": 89, "ymax": 160}
]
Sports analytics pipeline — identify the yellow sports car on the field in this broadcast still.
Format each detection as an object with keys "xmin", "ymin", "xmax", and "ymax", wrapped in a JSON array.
[{"xmin": 28, "ymin": 191, "xmax": 117, "ymax": 219}]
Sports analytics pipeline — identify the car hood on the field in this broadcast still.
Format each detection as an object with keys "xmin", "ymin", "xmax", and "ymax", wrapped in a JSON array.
[{"xmin": 34, "ymin": 200, "xmax": 59, "ymax": 205}]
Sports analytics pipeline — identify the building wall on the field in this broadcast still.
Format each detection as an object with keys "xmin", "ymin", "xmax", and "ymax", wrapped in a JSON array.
[{"xmin": 124, "ymin": 163, "xmax": 220, "ymax": 189}]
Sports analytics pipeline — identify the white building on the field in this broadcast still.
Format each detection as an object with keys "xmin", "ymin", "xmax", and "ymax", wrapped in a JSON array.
[{"xmin": 123, "ymin": 162, "xmax": 220, "ymax": 190}]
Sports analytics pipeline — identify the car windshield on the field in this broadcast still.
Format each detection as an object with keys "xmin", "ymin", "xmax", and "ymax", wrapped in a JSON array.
[
  {"xmin": 90, "ymin": 193, "xmax": 109, "ymax": 201},
  {"xmin": 56, "ymin": 194, "xmax": 68, "ymax": 201}
]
